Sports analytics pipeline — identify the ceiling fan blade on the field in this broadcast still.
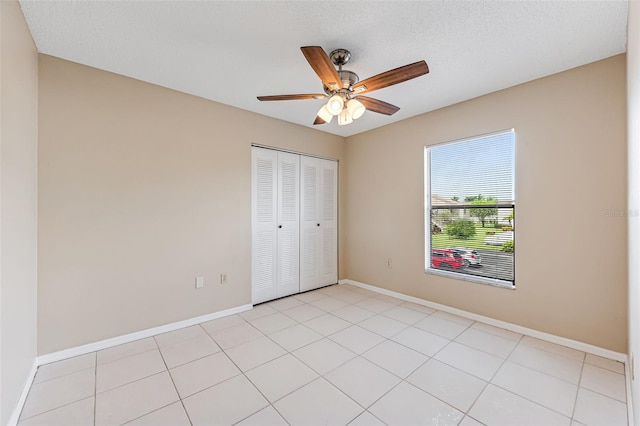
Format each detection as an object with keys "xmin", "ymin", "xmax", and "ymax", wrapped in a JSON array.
[
  {"xmin": 313, "ymin": 116, "xmax": 326, "ymax": 125},
  {"xmin": 356, "ymin": 96, "xmax": 400, "ymax": 115},
  {"xmin": 257, "ymin": 94, "xmax": 327, "ymax": 101},
  {"xmin": 301, "ymin": 46, "xmax": 342, "ymax": 91},
  {"xmin": 352, "ymin": 61, "xmax": 429, "ymax": 94}
]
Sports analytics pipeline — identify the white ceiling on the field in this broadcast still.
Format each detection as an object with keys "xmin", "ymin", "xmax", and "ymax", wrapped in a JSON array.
[{"xmin": 20, "ymin": 1, "xmax": 628, "ymax": 137}]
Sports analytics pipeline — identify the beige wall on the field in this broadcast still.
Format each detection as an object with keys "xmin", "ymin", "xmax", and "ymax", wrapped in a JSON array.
[
  {"xmin": 343, "ymin": 55, "xmax": 628, "ymax": 352},
  {"xmin": 0, "ymin": 1, "xmax": 39, "ymax": 424},
  {"xmin": 38, "ymin": 56, "xmax": 344, "ymax": 355},
  {"xmin": 627, "ymin": 0, "xmax": 640, "ymax": 420}
]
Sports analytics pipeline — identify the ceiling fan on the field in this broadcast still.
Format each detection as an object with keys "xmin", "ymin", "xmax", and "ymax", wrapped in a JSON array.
[{"xmin": 257, "ymin": 46, "xmax": 429, "ymax": 126}]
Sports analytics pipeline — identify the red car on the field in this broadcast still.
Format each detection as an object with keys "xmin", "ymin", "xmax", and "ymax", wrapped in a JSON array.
[{"xmin": 431, "ymin": 249, "xmax": 465, "ymax": 270}]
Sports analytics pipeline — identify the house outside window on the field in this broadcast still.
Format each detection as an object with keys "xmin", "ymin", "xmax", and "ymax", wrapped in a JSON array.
[{"xmin": 424, "ymin": 129, "xmax": 515, "ymax": 288}]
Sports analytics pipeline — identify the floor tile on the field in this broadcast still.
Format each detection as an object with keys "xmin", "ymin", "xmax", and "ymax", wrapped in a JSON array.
[
  {"xmin": 310, "ymin": 296, "xmax": 349, "ymax": 312},
  {"xmin": 96, "ymin": 349, "xmax": 166, "ymax": 393},
  {"xmin": 369, "ymin": 381, "xmax": 464, "ymax": 426},
  {"xmin": 373, "ymin": 294, "xmax": 404, "ymax": 305},
  {"xmin": 332, "ymin": 305, "xmax": 377, "ymax": 323},
  {"xmin": 329, "ymin": 325, "xmax": 386, "ymax": 354},
  {"xmin": 358, "ymin": 314, "xmax": 407, "ymax": 338},
  {"xmin": 381, "ymin": 305, "xmax": 427, "ymax": 325},
  {"xmin": 249, "ymin": 312, "xmax": 297, "ymax": 334},
  {"xmin": 469, "ymin": 384, "xmax": 570, "ymax": 426},
  {"xmin": 293, "ymin": 338, "xmax": 356, "ymax": 375},
  {"xmin": 207, "ymin": 322, "xmax": 264, "ymax": 349},
  {"xmin": 362, "ymin": 340, "xmax": 428, "ymax": 378},
  {"xmin": 236, "ymin": 406, "xmax": 288, "ymax": 426},
  {"xmin": 19, "ymin": 397, "xmax": 94, "ymax": 426},
  {"xmin": 585, "ymin": 353, "xmax": 625, "ymax": 374},
  {"xmin": 355, "ymin": 298, "xmax": 395, "ymax": 314},
  {"xmin": 125, "ymin": 401, "xmax": 191, "ymax": 425},
  {"xmin": 573, "ymin": 387, "xmax": 628, "ymax": 426},
  {"xmin": 239, "ymin": 304, "xmax": 277, "ymax": 321},
  {"xmin": 401, "ymin": 301, "xmax": 436, "ymax": 315},
  {"xmin": 97, "ymin": 338, "xmax": 158, "ymax": 365},
  {"xmin": 580, "ymin": 363, "xmax": 626, "ymax": 402},
  {"xmin": 169, "ymin": 351, "xmax": 241, "ymax": 398},
  {"xmin": 245, "ymin": 354, "xmax": 318, "ymax": 402},
  {"xmin": 455, "ymin": 327, "xmax": 518, "ymax": 358},
  {"xmin": 34, "ymin": 353, "xmax": 96, "ymax": 384},
  {"xmin": 508, "ymin": 342, "xmax": 583, "ymax": 384},
  {"xmin": 274, "ymin": 378, "xmax": 363, "ymax": 426},
  {"xmin": 224, "ymin": 336, "xmax": 287, "ymax": 371},
  {"xmin": 434, "ymin": 342, "xmax": 503, "ymax": 381},
  {"xmin": 325, "ymin": 357, "xmax": 400, "ymax": 407},
  {"xmin": 95, "ymin": 372, "xmax": 179, "ymax": 426},
  {"xmin": 414, "ymin": 315, "xmax": 469, "ymax": 339},
  {"xmin": 520, "ymin": 336, "xmax": 586, "ymax": 362},
  {"xmin": 21, "ymin": 368, "xmax": 95, "ymax": 419},
  {"xmin": 154, "ymin": 325, "xmax": 207, "ymax": 348},
  {"xmin": 158, "ymin": 333, "xmax": 221, "ymax": 368},
  {"xmin": 391, "ymin": 326, "xmax": 450, "ymax": 356},
  {"xmin": 303, "ymin": 313, "xmax": 351, "ymax": 336},
  {"xmin": 407, "ymin": 359, "xmax": 487, "ymax": 412},
  {"xmin": 471, "ymin": 322, "xmax": 523, "ymax": 341},
  {"xmin": 492, "ymin": 361, "xmax": 577, "ymax": 417},
  {"xmin": 182, "ymin": 375, "xmax": 268, "ymax": 426},
  {"xmin": 432, "ymin": 310, "xmax": 474, "ymax": 326},
  {"xmin": 268, "ymin": 324, "xmax": 322, "ymax": 351},
  {"xmin": 281, "ymin": 303, "xmax": 325, "ymax": 322},
  {"xmin": 459, "ymin": 415, "xmax": 485, "ymax": 426},
  {"xmin": 200, "ymin": 314, "xmax": 247, "ymax": 335},
  {"xmin": 348, "ymin": 411, "xmax": 385, "ymax": 426},
  {"xmin": 293, "ymin": 290, "xmax": 326, "ymax": 303},
  {"xmin": 332, "ymin": 290, "xmax": 371, "ymax": 304},
  {"xmin": 267, "ymin": 296, "xmax": 305, "ymax": 311}
]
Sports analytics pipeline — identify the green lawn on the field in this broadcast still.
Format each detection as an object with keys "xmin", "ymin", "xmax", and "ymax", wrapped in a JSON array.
[{"xmin": 431, "ymin": 225, "xmax": 506, "ymax": 252}]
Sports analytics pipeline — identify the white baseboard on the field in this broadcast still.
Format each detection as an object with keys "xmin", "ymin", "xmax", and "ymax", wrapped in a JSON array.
[
  {"xmin": 7, "ymin": 361, "xmax": 38, "ymax": 426},
  {"xmin": 37, "ymin": 304, "xmax": 253, "ymax": 366},
  {"xmin": 339, "ymin": 279, "xmax": 627, "ymax": 363}
]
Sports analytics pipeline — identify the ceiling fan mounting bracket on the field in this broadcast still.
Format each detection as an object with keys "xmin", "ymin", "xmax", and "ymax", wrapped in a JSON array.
[{"xmin": 329, "ymin": 49, "xmax": 351, "ymax": 67}]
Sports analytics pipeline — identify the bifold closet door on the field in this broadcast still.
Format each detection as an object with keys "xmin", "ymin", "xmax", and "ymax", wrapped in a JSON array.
[
  {"xmin": 300, "ymin": 156, "xmax": 338, "ymax": 292},
  {"xmin": 251, "ymin": 147, "xmax": 300, "ymax": 304}
]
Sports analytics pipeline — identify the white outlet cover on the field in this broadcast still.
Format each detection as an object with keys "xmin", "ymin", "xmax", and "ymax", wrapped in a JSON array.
[{"xmin": 195, "ymin": 276, "xmax": 204, "ymax": 289}]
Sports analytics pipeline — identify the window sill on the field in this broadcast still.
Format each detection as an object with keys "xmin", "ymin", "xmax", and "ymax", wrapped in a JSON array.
[{"xmin": 425, "ymin": 267, "xmax": 515, "ymax": 290}]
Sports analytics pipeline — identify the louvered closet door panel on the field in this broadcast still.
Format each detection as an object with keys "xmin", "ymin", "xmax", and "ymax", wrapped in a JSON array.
[
  {"xmin": 320, "ymin": 159, "xmax": 338, "ymax": 286},
  {"xmin": 276, "ymin": 152, "xmax": 300, "ymax": 298},
  {"xmin": 300, "ymin": 156, "xmax": 321, "ymax": 292},
  {"xmin": 251, "ymin": 147, "xmax": 278, "ymax": 304}
]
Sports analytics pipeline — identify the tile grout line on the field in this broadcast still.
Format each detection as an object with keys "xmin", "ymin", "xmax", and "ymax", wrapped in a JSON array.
[{"xmin": 153, "ymin": 333, "xmax": 194, "ymax": 426}]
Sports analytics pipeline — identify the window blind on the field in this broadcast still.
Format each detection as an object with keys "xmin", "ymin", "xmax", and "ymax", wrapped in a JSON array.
[{"xmin": 425, "ymin": 129, "xmax": 515, "ymax": 287}]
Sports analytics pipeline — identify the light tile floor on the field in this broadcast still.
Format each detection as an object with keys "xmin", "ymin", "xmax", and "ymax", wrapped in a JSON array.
[{"xmin": 19, "ymin": 284, "xmax": 629, "ymax": 426}]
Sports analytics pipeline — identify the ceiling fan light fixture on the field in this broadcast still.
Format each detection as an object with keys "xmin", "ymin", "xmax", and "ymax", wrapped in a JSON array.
[
  {"xmin": 337, "ymin": 109, "xmax": 353, "ymax": 126},
  {"xmin": 317, "ymin": 105, "xmax": 333, "ymax": 123},
  {"xmin": 326, "ymin": 94, "xmax": 344, "ymax": 115},
  {"xmin": 347, "ymin": 99, "xmax": 365, "ymax": 120}
]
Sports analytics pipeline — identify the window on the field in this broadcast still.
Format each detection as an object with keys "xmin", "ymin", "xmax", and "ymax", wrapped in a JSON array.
[{"xmin": 424, "ymin": 129, "xmax": 515, "ymax": 288}]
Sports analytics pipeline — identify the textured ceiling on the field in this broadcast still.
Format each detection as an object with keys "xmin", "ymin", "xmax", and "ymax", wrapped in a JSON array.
[{"xmin": 20, "ymin": 1, "xmax": 628, "ymax": 137}]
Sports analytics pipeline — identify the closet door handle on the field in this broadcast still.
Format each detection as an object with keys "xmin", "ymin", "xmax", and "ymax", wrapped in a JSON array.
[
  {"xmin": 278, "ymin": 225, "xmax": 282, "ymax": 229},
  {"xmin": 317, "ymin": 223, "xmax": 320, "ymax": 227}
]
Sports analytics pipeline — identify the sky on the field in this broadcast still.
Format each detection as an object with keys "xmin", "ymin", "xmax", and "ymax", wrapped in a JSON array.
[{"xmin": 428, "ymin": 130, "xmax": 515, "ymax": 203}]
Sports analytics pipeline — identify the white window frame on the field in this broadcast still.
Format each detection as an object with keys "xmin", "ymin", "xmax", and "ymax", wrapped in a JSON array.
[{"xmin": 424, "ymin": 129, "xmax": 515, "ymax": 289}]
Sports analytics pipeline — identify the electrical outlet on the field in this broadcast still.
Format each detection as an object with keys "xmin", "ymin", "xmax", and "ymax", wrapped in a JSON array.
[
  {"xmin": 386, "ymin": 258, "xmax": 392, "ymax": 269},
  {"xmin": 220, "ymin": 273, "xmax": 228, "ymax": 285},
  {"xmin": 195, "ymin": 276, "xmax": 204, "ymax": 289}
]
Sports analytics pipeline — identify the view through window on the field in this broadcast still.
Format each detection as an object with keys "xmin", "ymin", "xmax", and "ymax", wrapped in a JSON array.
[{"xmin": 425, "ymin": 130, "xmax": 515, "ymax": 287}]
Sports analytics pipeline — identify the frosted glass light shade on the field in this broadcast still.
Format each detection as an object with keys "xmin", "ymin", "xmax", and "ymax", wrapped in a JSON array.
[
  {"xmin": 347, "ymin": 99, "xmax": 365, "ymax": 120},
  {"xmin": 337, "ymin": 109, "xmax": 353, "ymax": 126},
  {"xmin": 326, "ymin": 95, "xmax": 344, "ymax": 115},
  {"xmin": 317, "ymin": 105, "xmax": 333, "ymax": 123}
]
